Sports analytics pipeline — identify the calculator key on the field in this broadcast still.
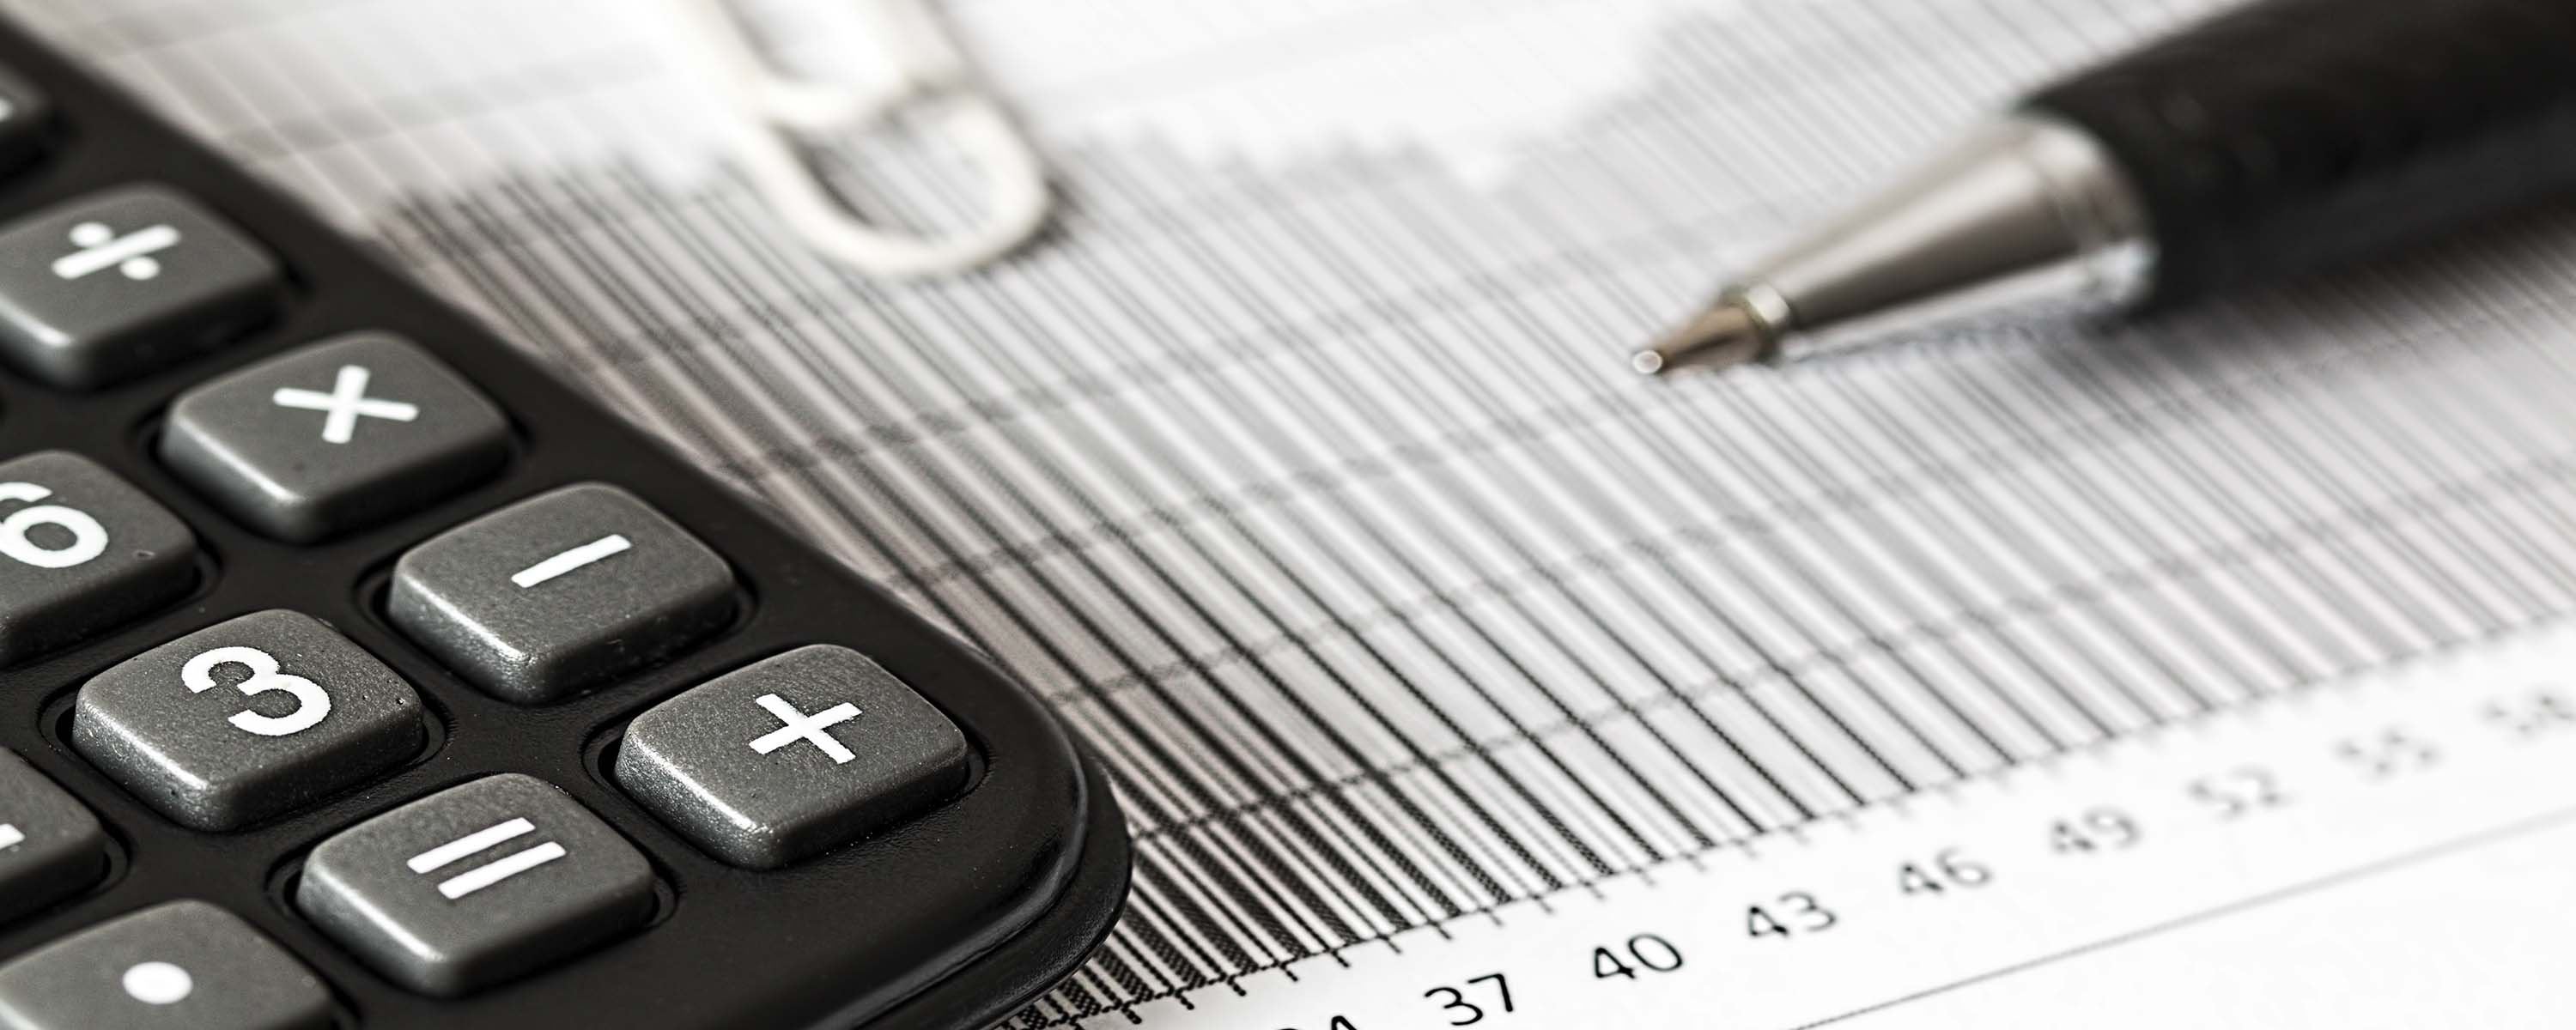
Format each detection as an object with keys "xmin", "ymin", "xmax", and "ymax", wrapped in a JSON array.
[
  {"xmin": 295, "ymin": 773, "xmax": 653, "ymax": 997},
  {"xmin": 0, "ymin": 64, "xmax": 53, "ymax": 172},
  {"xmin": 72, "ymin": 610, "xmax": 424, "ymax": 831},
  {"xmin": 160, "ymin": 332, "xmax": 509, "ymax": 542},
  {"xmin": 0, "ymin": 900, "xmax": 331, "ymax": 1030},
  {"xmin": 0, "ymin": 185, "xmax": 281, "ymax": 390},
  {"xmin": 389, "ymin": 484, "xmax": 736, "ymax": 703},
  {"xmin": 0, "ymin": 749, "xmax": 104, "ymax": 924},
  {"xmin": 617, "ymin": 645, "xmax": 970, "ymax": 869},
  {"xmin": 0, "ymin": 451, "xmax": 197, "ymax": 666}
]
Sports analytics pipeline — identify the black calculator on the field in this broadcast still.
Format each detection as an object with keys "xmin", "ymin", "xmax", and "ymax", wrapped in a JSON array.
[{"xmin": 0, "ymin": 14, "xmax": 1127, "ymax": 1030}]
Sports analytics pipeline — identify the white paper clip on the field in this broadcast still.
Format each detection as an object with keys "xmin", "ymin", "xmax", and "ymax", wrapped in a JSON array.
[{"xmin": 668, "ymin": 0, "xmax": 1051, "ymax": 277}]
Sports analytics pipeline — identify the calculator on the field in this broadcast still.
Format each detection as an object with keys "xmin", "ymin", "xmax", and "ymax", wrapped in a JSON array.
[{"xmin": 0, "ymin": 14, "xmax": 1127, "ymax": 1030}]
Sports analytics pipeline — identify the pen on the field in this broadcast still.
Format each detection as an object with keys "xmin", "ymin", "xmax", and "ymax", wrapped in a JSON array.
[{"xmin": 1635, "ymin": 0, "xmax": 2576, "ymax": 375}]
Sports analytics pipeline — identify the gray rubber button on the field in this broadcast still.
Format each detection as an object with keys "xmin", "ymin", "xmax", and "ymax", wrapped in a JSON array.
[
  {"xmin": 617, "ymin": 645, "xmax": 970, "ymax": 869},
  {"xmin": 389, "ymin": 483, "xmax": 735, "ymax": 703},
  {"xmin": 0, "ymin": 749, "xmax": 104, "ymax": 925},
  {"xmin": 160, "ymin": 332, "xmax": 509, "ymax": 542},
  {"xmin": 0, "ymin": 185, "xmax": 281, "ymax": 389},
  {"xmin": 295, "ymin": 773, "xmax": 653, "ymax": 997},
  {"xmin": 0, "ymin": 451, "xmax": 197, "ymax": 665},
  {"xmin": 0, "ymin": 65, "xmax": 53, "ymax": 171},
  {"xmin": 72, "ymin": 610, "xmax": 424, "ymax": 830},
  {"xmin": 0, "ymin": 900, "xmax": 331, "ymax": 1030}
]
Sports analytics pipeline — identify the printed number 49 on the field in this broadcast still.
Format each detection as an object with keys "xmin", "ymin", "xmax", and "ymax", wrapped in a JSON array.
[
  {"xmin": 184, "ymin": 646, "xmax": 331, "ymax": 737},
  {"xmin": 0, "ymin": 482, "xmax": 106, "ymax": 569}
]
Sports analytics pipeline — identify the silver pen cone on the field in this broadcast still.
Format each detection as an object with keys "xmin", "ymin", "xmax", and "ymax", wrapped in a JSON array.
[
  {"xmin": 1633, "ymin": 295, "xmax": 1780, "ymax": 376},
  {"xmin": 1633, "ymin": 114, "xmax": 2154, "ymax": 376}
]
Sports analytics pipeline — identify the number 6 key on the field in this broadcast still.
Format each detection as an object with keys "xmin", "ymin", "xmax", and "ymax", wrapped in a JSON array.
[{"xmin": 0, "ymin": 451, "xmax": 197, "ymax": 665}]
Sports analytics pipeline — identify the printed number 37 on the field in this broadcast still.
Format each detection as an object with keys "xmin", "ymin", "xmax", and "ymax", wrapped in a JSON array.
[{"xmin": 184, "ymin": 646, "xmax": 331, "ymax": 737}]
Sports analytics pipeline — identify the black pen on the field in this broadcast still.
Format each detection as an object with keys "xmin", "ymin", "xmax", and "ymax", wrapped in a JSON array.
[{"xmin": 1635, "ymin": 0, "xmax": 2576, "ymax": 375}]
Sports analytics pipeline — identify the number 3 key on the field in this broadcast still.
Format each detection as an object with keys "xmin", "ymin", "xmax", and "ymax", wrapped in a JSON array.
[{"xmin": 72, "ymin": 610, "xmax": 425, "ymax": 830}]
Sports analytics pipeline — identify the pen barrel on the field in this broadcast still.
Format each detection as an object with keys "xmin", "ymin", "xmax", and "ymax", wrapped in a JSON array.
[{"xmin": 2024, "ymin": 0, "xmax": 2576, "ymax": 308}]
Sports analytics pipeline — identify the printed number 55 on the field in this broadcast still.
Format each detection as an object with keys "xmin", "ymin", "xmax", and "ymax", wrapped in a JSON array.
[{"xmin": 184, "ymin": 646, "xmax": 331, "ymax": 737}]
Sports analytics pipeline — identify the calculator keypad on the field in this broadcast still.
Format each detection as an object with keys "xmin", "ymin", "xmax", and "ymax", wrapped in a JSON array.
[
  {"xmin": 617, "ymin": 645, "xmax": 970, "ymax": 869},
  {"xmin": 0, "ymin": 37, "xmax": 1106, "ymax": 1016},
  {"xmin": 0, "ymin": 749, "xmax": 103, "ymax": 924},
  {"xmin": 295, "ymin": 774, "xmax": 653, "ymax": 997},
  {"xmin": 388, "ymin": 483, "xmax": 737, "ymax": 704},
  {"xmin": 71, "ymin": 610, "xmax": 426, "ymax": 831},
  {"xmin": 0, "ymin": 451, "xmax": 196, "ymax": 666},
  {"xmin": 0, "ymin": 186, "xmax": 279, "ymax": 390},
  {"xmin": 159, "ymin": 331, "xmax": 509, "ymax": 542}
]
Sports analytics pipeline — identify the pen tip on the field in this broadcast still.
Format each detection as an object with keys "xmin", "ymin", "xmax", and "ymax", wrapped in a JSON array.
[{"xmin": 1633, "ymin": 297, "xmax": 1777, "ymax": 377}]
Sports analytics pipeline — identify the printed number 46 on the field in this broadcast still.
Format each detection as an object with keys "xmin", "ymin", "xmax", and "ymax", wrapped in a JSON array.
[{"xmin": 0, "ymin": 482, "xmax": 106, "ymax": 569}]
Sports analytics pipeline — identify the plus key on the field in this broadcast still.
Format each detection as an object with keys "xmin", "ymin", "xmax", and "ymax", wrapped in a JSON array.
[{"xmin": 617, "ymin": 646, "xmax": 970, "ymax": 869}]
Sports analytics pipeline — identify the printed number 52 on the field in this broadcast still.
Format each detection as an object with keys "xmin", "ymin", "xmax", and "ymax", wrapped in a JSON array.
[{"xmin": 184, "ymin": 646, "xmax": 331, "ymax": 737}]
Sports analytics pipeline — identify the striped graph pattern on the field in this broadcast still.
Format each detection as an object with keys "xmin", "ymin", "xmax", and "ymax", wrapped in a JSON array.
[{"xmin": 55, "ymin": 0, "xmax": 2576, "ymax": 1023}]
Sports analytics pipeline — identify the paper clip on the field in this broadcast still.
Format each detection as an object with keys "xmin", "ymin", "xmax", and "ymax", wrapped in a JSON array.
[{"xmin": 668, "ymin": 0, "xmax": 1052, "ymax": 277}]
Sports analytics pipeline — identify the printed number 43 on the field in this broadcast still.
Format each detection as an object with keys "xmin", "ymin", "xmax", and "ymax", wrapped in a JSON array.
[{"xmin": 1747, "ymin": 892, "xmax": 1837, "ymax": 937}]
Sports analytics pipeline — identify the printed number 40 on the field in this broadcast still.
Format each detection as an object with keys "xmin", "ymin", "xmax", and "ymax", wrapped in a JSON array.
[{"xmin": 0, "ymin": 482, "xmax": 106, "ymax": 569}]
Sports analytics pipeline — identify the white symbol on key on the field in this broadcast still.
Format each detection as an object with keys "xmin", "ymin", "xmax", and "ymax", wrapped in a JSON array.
[
  {"xmin": 512, "ymin": 533, "xmax": 632, "ymax": 588},
  {"xmin": 183, "ymin": 645, "xmax": 332, "ymax": 738},
  {"xmin": 407, "ymin": 815, "xmax": 566, "ymax": 900},
  {"xmin": 0, "ymin": 824, "xmax": 21, "ymax": 851},
  {"xmin": 52, "ymin": 221, "xmax": 179, "ymax": 282},
  {"xmin": 120, "ymin": 961, "xmax": 192, "ymax": 1005},
  {"xmin": 0, "ymin": 482, "xmax": 108, "ymax": 570},
  {"xmin": 746, "ymin": 693, "xmax": 862, "ymax": 765},
  {"xmin": 270, "ymin": 365, "xmax": 419, "ymax": 444}
]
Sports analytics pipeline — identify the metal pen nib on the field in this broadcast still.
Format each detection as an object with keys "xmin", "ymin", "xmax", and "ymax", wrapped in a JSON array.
[
  {"xmin": 1630, "ymin": 115, "xmax": 2154, "ymax": 377},
  {"xmin": 1633, "ymin": 295, "xmax": 1780, "ymax": 376}
]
